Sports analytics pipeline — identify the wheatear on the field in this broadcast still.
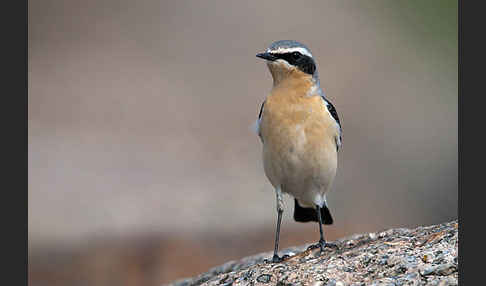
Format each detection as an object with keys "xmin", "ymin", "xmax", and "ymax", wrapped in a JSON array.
[{"xmin": 255, "ymin": 40, "xmax": 342, "ymax": 263}]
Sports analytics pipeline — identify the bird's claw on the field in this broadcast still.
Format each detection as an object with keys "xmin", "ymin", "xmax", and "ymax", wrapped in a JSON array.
[
  {"xmin": 266, "ymin": 254, "xmax": 290, "ymax": 263},
  {"xmin": 306, "ymin": 240, "xmax": 339, "ymax": 253}
]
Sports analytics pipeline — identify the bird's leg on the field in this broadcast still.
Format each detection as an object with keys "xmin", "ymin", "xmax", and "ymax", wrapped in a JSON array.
[
  {"xmin": 316, "ymin": 204, "xmax": 326, "ymax": 253},
  {"xmin": 307, "ymin": 205, "xmax": 338, "ymax": 253},
  {"xmin": 271, "ymin": 187, "xmax": 285, "ymax": 263}
]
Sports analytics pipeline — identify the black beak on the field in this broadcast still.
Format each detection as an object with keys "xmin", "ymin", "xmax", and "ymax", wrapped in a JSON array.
[{"xmin": 256, "ymin": 52, "xmax": 277, "ymax": 61}]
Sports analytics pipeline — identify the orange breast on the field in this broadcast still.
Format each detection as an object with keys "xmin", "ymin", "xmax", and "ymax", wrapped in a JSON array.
[{"xmin": 259, "ymin": 73, "xmax": 339, "ymax": 195}]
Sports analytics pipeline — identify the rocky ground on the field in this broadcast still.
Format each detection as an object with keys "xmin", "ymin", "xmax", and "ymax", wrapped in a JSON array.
[{"xmin": 168, "ymin": 221, "xmax": 458, "ymax": 286}]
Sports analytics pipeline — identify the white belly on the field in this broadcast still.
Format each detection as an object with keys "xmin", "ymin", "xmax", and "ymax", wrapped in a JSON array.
[{"xmin": 262, "ymin": 126, "xmax": 337, "ymax": 207}]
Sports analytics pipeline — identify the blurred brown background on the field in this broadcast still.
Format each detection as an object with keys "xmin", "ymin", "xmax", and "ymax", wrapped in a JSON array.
[{"xmin": 28, "ymin": 1, "xmax": 457, "ymax": 285}]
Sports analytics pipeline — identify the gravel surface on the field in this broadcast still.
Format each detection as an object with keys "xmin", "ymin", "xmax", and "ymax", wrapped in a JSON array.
[{"xmin": 168, "ymin": 221, "xmax": 458, "ymax": 286}]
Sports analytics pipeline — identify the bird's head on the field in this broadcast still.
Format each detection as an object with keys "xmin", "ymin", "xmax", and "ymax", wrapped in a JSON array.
[{"xmin": 256, "ymin": 40, "xmax": 318, "ymax": 86}]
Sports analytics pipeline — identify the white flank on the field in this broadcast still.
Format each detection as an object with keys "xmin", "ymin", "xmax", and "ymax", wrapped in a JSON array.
[{"xmin": 252, "ymin": 119, "xmax": 261, "ymax": 135}]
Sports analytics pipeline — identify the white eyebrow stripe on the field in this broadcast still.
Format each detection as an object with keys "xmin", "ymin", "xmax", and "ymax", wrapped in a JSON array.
[{"xmin": 267, "ymin": 47, "xmax": 313, "ymax": 58}]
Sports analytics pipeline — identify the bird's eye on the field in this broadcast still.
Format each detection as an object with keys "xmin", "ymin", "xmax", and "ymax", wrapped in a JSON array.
[{"xmin": 292, "ymin": 52, "xmax": 301, "ymax": 59}]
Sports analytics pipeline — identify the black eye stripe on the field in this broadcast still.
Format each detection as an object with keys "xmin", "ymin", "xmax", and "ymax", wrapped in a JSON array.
[
  {"xmin": 271, "ymin": 52, "xmax": 301, "ymax": 63},
  {"xmin": 269, "ymin": 52, "xmax": 316, "ymax": 75}
]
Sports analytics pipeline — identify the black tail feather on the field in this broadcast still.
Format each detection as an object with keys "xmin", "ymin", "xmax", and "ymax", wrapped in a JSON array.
[{"xmin": 293, "ymin": 199, "xmax": 334, "ymax": 225}]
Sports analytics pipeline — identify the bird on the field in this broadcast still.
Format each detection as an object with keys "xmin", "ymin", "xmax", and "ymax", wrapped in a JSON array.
[{"xmin": 255, "ymin": 40, "xmax": 342, "ymax": 263}]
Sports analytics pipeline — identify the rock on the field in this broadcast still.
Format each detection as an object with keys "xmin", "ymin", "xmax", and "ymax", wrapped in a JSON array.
[
  {"xmin": 257, "ymin": 274, "xmax": 272, "ymax": 283},
  {"xmin": 167, "ymin": 221, "xmax": 458, "ymax": 286},
  {"xmin": 420, "ymin": 263, "xmax": 457, "ymax": 276}
]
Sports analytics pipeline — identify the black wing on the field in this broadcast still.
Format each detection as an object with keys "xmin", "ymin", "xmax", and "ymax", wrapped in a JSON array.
[
  {"xmin": 258, "ymin": 100, "xmax": 265, "ymax": 120},
  {"xmin": 322, "ymin": 96, "xmax": 342, "ymax": 151},
  {"xmin": 257, "ymin": 100, "xmax": 265, "ymax": 142}
]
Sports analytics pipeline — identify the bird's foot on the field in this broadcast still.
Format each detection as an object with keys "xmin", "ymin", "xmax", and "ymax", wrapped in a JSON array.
[
  {"xmin": 265, "ymin": 254, "xmax": 290, "ymax": 263},
  {"xmin": 306, "ymin": 239, "xmax": 339, "ymax": 253}
]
